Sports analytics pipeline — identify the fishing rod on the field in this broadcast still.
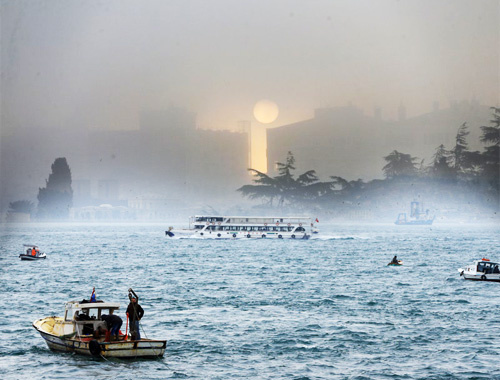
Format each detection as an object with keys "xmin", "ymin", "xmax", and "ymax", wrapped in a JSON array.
[{"xmin": 128, "ymin": 288, "xmax": 139, "ymax": 301}]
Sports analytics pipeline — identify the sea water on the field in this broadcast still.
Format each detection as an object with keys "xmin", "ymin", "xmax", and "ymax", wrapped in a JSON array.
[{"xmin": 0, "ymin": 222, "xmax": 499, "ymax": 380}]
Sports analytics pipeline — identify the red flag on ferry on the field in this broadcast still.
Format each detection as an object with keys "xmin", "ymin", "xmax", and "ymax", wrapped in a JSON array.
[{"xmin": 315, "ymin": 218, "xmax": 319, "ymax": 223}]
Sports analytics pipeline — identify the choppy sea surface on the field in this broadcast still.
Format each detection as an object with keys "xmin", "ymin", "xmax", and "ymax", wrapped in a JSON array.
[{"xmin": 1, "ymin": 221, "xmax": 500, "ymax": 380}]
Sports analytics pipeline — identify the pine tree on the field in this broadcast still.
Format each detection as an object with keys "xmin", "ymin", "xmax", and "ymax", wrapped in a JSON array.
[
  {"xmin": 382, "ymin": 150, "xmax": 418, "ymax": 178},
  {"xmin": 37, "ymin": 158, "xmax": 73, "ymax": 219},
  {"xmin": 480, "ymin": 107, "xmax": 500, "ymax": 191},
  {"xmin": 429, "ymin": 144, "xmax": 454, "ymax": 179}
]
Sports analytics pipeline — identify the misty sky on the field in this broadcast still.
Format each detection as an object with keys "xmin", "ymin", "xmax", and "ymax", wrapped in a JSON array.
[{"xmin": 1, "ymin": 0, "xmax": 498, "ymax": 135}]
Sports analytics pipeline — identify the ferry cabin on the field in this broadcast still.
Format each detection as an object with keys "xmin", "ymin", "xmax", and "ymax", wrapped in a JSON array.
[{"xmin": 189, "ymin": 216, "xmax": 311, "ymax": 239}]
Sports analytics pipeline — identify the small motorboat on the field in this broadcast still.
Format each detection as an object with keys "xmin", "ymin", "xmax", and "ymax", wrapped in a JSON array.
[
  {"xmin": 19, "ymin": 244, "xmax": 46, "ymax": 260},
  {"xmin": 458, "ymin": 258, "xmax": 500, "ymax": 282},
  {"xmin": 33, "ymin": 291, "xmax": 166, "ymax": 358},
  {"xmin": 387, "ymin": 260, "xmax": 403, "ymax": 266}
]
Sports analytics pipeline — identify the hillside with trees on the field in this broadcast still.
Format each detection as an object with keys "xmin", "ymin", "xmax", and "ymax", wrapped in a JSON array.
[{"xmin": 238, "ymin": 108, "xmax": 499, "ymax": 221}]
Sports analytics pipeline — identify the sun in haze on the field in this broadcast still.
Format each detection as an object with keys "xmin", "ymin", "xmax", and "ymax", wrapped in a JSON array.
[{"xmin": 253, "ymin": 99, "xmax": 279, "ymax": 124}]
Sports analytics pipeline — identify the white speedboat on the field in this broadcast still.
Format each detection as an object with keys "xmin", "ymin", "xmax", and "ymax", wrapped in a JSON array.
[
  {"xmin": 458, "ymin": 258, "xmax": 500, "ymax": 282},
  {"xmin": 19, "ymin": 244, "xmax": 46, "ymax": 260},
  {"xmin": 166, "ymin": 215, "xmax": 316, "ymax": 239},
  {"xmin": 33, "ymin": 299, "xmax": 166, "ymax": 358}
]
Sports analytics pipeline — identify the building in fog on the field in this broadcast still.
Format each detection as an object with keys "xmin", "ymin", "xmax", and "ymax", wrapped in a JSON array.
[
  {"xmin": 267, "ymin": 101, "xmax": 492, "ymax": 181},
  {"xmin": 86, "ymin": 107, "xmax": 249, "ymax": 204},
  {"xmin": 267, "ymin": 105, "xmax": 386, "ymax": 181},
  {"xmin": 0, "ymin": 106, "xmax": 249, "ymax": 214}
]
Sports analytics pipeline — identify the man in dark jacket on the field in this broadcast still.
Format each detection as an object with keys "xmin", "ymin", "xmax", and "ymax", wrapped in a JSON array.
[
  {"xmin": 126, "ymin": 297, "xmax": 144, "ymax": 340},
  {"xmin": 101, "ymin": 314, "xmax": 122, "ymax": 340}
]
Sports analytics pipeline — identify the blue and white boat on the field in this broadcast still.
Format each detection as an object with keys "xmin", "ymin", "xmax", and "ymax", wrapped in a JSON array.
[{"xmin": 395, "ymin": 201, "xmax": 434, "ymax": 225}]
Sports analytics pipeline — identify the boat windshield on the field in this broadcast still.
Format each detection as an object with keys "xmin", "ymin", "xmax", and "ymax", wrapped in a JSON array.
[
  {"xmin": 76, "ymin": 307, "xmax": 116, "ymax": 320},
  {"xmin": 65, "ymin": 307, "xmax": 79, "ymax": 321},
  {"xmin": 477, "ymin": 261, "xmax": 499, "ymax": 274}
]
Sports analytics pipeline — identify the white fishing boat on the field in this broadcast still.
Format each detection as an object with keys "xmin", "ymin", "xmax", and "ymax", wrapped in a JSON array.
[
  {"xmin": 19, "ymin": 244, "xmax": 46, "ymax": 260},
  {"xmin": 33, "ymin": 298, "xmax": 166, "ymax": 358},
  {"xmin": 166, "ymin": 215, "xmax": 316, "ymax": 239},
  {"xmin": 458, "ymin": 258, "xmax": 500, "ymax": 282}
]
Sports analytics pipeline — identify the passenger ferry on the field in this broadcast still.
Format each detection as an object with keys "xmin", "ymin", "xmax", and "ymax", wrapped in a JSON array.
[{"xmin": 166, "ymin": 216, "xmax": 316, "ymax": 239}]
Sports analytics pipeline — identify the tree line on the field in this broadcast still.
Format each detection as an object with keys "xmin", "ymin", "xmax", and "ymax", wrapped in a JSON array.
[{"xmin": 238, "ymin": 107, "xmax": 499, "ymax": 210}]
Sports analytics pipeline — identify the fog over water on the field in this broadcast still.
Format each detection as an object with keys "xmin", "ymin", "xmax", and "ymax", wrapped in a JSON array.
[{"xmin": 0, "ymin": 0, "xmax": 498, "ymax": 219}]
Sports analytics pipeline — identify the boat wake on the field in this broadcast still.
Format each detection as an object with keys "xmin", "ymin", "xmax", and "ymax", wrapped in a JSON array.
[{"xmin": 310, "ymin": 235, "xmax": 358, "ymax": 241}]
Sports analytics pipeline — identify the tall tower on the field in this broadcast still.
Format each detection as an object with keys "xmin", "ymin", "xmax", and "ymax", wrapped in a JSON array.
[{"xmin": 238, "ymin": 120, "xmax": 252, "ymax": 168}]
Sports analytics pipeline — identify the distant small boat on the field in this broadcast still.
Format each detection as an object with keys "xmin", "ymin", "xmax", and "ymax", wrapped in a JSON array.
[
  {"xmin": 387, "ymin": 260, "xmax": 403, "ymax": 266},
  {"xmin": 19, "ymin": 244, "xmax": 46, "ymax": 260},
  {"xmin": 395, "ymin": 201, "xmax": 434, "ymax": 225},
  {"xmin": 458, "ymin": 258, "xmax": 500, "ymax": 282}
]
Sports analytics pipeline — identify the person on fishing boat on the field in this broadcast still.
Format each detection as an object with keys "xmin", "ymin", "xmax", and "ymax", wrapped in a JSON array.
[
  {"xmin": 31, "ymin": 247, "xmax": 36, "ymax": 256},
  {"xmin": 101, "ymin": 314, "xmax": 122, "ymax": 341},
  {"xmin": 126, "ymin": 296, "xmax": 144, "ymax": 340},
  {"xmin": 390, "ymin": 255, "xmax": 399, "ymax": 264},
  {"xmin": 90, "ymin": 287, "xmax": 96, "ymax": 302}
]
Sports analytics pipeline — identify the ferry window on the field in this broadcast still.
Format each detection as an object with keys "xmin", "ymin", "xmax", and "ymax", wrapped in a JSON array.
[
  {"xmin": 242, "ymin": 226, "xmax": 247, "ymax": 231},
  {"xmin": 477, "ymin": 263, "xmax": 485, "ymax": 272},
  {"xmin": 280, "ymin": 219, "xmax": 283, "ymax": 223}
]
